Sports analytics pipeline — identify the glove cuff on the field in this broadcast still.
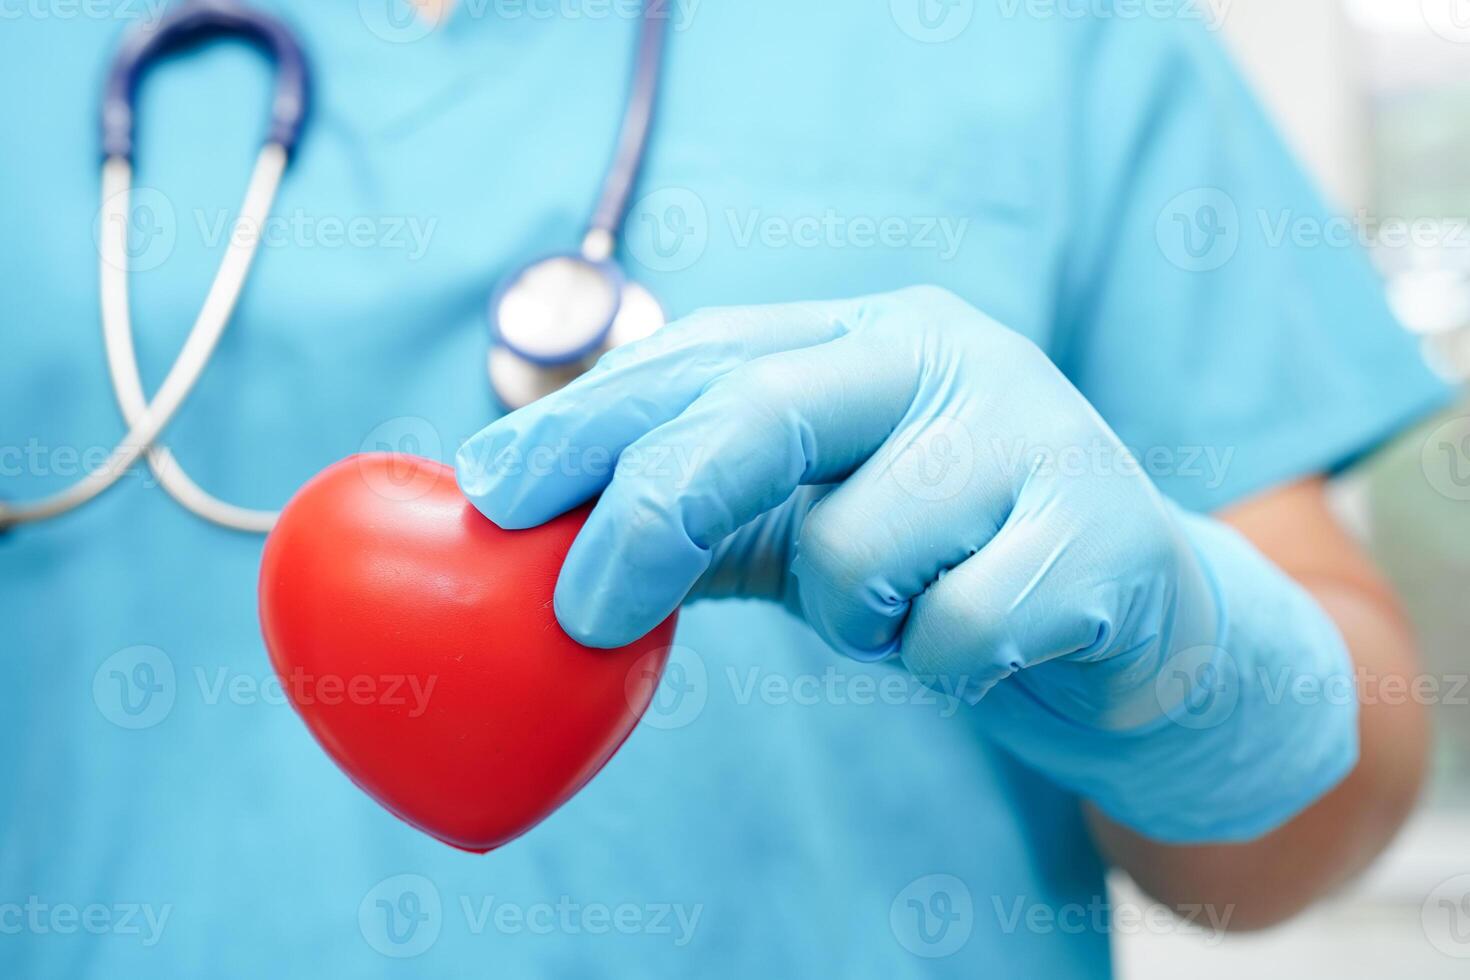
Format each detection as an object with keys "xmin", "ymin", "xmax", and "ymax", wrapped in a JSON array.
[{"xmin": 979, "ymin": 506, "xmax": 1359, "ymax": 843}]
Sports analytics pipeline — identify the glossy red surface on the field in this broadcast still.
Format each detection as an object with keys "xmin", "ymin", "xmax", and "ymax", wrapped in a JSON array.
[{"xmin": 258, "ymin": 454, "xmax": 674, "ymax": 853}]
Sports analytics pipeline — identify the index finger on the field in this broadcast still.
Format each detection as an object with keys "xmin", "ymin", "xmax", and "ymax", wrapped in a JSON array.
[{"xmin": 454, "ymin": 300, "xmax": 856, "ymax": 529}]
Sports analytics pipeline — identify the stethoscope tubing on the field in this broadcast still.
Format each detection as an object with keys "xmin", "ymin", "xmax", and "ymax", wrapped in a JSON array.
[
  {"xmin": 102, "ymin": 0, "xmax": 308, "ymax": 162},
  {"xmin": 492, "ymin": 1, "xmax": 669, "ymax": 371},
  {"xmin": 98, "ymin": 148, "xmax": 288, "ymax": 533},
  {"xmin": 0, "ymin": 145, "xmax": 289, "ymax": 532},
  {"xmin": 1, "ymin": 0, "xmax": 665, "ymax": 533},
  {"xmin": 586, "ymin": 6, "xmax": 668, "ymax": 247}
]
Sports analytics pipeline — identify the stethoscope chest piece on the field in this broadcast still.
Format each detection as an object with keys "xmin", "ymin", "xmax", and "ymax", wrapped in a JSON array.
[
  {"xmin": 488, "ymin": 261, "xmax": 665, "ymax": 410},
  {"xmin": 485, "ymin": 3, "xmax": 669, "ymax": 411}
]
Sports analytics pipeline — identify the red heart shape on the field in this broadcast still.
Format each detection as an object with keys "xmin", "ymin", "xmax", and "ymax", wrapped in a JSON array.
[{"xmin": 258, "ymin": 453, "xmax": 674, "ymax": 853}]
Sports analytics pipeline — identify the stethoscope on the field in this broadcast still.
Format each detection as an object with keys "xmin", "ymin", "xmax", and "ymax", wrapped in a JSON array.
[{"xmin": 0, "ymin": 0, "xmax": 667, "ymax": 534}]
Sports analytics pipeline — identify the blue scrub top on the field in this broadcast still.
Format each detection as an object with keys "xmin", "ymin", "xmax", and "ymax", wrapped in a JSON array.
[{"xmin": 0, "ymin": 2, "xmax": 1451, "ymax": 977}]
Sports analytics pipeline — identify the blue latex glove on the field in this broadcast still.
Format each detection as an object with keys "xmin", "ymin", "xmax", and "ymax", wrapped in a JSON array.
[{"xmin": 457, "ymin": 286, "xmax": 1358, "ymax": 842}]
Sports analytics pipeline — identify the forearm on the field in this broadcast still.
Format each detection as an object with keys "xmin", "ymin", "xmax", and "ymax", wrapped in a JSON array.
[{"xmin": 1087, "ymin": 483, "xmax": 1428, "ymax": 929}]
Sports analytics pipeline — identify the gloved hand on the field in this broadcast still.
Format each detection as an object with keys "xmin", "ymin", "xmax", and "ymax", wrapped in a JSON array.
[{"xmin": 457, "ymin": 286, "xmax": 1358, "ymax": 842}]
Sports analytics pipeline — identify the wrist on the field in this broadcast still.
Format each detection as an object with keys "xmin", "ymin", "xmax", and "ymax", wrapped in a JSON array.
[{"xmin": 977, "ymin": 505, "xmax": 1359, "ymax": 844}]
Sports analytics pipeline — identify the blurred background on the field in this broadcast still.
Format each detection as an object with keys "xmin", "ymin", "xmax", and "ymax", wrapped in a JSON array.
[{"xmin": 1117, "ymin": 1, "xmax": 1470, "ymax": 976}]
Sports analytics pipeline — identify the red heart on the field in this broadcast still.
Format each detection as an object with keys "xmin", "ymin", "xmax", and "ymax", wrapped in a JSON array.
[{"xmin": 258, "ymin": 453, "xmax": 674, "ymax": 853}]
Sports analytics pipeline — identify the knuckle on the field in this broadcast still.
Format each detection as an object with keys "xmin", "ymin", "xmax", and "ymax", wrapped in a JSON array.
[
  {"xmin": 796, "ymin": 503, "xmax": 881, "ymax": 593},
  {"xmin": 600, "ymin": 466, "xmax": 686, "ymax": 546},
  {"xmin": 976, "ymin": 318, "xmax": 1047, "ymax": 369},
  {"xmin": 723, "ymin": 354, "xmax": 804, "ymax": 395},
  {"xmin": 905, "ymin": 572, "xmax": 1015, "ymax": 680},
  {"xmin": 891, "ymin": 283, "xmax": 967, "ymax": 313}
]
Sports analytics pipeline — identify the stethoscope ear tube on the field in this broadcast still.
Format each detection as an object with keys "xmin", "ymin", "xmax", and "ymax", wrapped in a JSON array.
[
  {"xmin": 585, "ymin": 6, "xmax": 668, "ymax": 241},
  {"xmin": 101, "ymin": 0, "xmax": 310, "ymax": 161},
  {"xmin": 96, "ymin": 148, "xmax": 289, "ymax": 533},
  {"xmin": 487, "ymin": 1, "xmax": 670, "ymax": 403},
  {"xmin": 0, "ymin": 145, "xmax": 291, "ymax": 533},
  {"xmin": 12, "ymin": 0, "xmax": 318, "ymax": 533}
]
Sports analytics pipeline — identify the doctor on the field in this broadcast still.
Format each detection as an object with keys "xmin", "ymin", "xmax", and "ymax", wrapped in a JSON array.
[{"xmin": 0, "ymin": 1, "xmax": 1453, "ymax": 977}]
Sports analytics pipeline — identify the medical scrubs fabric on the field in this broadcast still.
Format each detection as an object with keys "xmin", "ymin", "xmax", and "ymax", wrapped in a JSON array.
[{"xmin": 0, "ymin": 1, "xmax": 1450, "ymax": 977}]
